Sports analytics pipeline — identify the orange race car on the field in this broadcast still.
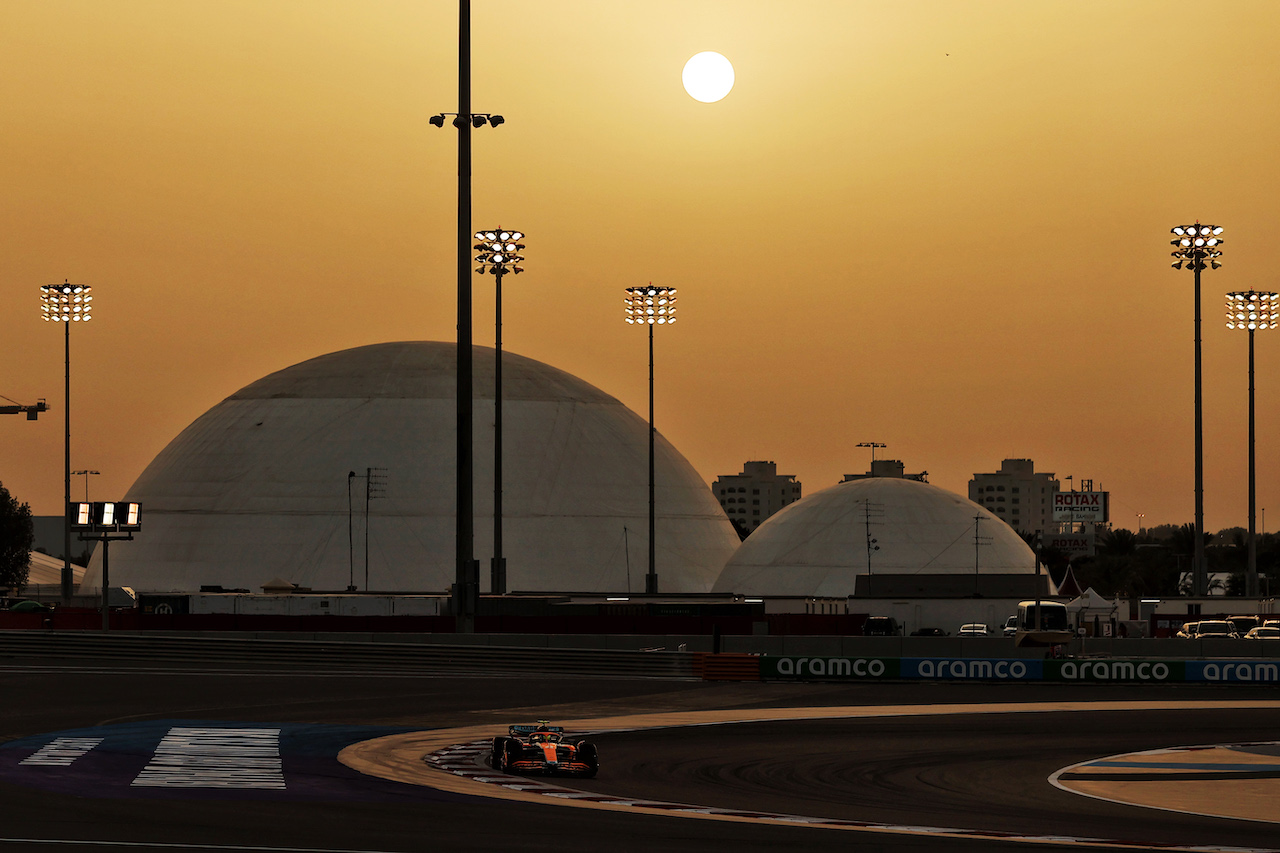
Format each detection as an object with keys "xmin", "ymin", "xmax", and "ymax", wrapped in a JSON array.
[{"xmin": 491, "ymin": 723, "xmax": 599, "ymax": 778}]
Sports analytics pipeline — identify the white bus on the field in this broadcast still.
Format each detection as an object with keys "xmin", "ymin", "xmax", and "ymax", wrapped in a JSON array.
[{"xmin": 1015, "ymin": 600, "xmax": 1073, "ymax": 646}]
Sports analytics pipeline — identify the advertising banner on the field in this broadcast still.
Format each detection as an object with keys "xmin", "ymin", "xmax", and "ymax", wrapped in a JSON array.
[
  {"xmin": 1052, "ymin": 491, "xmax": 1109, "ymax": 522},
  {"xmin": 903, "ymin": 658, "xmax": 1042, "ymax": 680},
  {"xmin": 1044, "ymin": 659, "xmax": 1183, "ymax": 682},
  {"xmin": 1041, "ymin": 531, "xmax": 1095, "ymax": 558},
  {"xmin": 760, "ymin": 656, "xmax": 898, "ymax": 680},
  {"xmin": 1186, "ymin": 661, "xmax": 1280, "ymax": 683},
  {"xmin": 760, "ymin": 657, "xmax": 1280, "ymax": 684}
]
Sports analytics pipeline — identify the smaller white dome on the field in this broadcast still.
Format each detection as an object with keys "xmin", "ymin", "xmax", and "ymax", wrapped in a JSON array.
[{"xmin": 713, "ymin": 477, "xmax": 1035, "ymax": 597}]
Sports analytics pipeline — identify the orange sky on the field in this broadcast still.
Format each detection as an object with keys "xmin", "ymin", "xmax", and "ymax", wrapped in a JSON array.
[{"xmin": 5, "ymin": 0, "xmax": 1280, "ymax": 533}]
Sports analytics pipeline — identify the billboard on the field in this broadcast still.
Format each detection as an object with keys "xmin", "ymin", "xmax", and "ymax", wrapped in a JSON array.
[
  {"xmin": 759, "ymin": 657, "xmax": 1280, "ymax": 683},
  {"xmin": 1052, "ymin": 491, "xmax": 1108, "ymax": 522},
  {"xmin": 1042, "ymin": 530, "xmax": 1095, "ymax": 558}
]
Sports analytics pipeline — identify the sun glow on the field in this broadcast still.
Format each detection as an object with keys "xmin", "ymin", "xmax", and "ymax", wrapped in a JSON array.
[{"xmin": 681, "ymin": 51, "xmax": 734, "ymax": 103}]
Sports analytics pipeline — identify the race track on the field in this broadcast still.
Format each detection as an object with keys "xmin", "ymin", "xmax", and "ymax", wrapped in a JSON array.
[{"xmin": 1, "ymin": 656, "xmax": 1277, "ymax": 852}]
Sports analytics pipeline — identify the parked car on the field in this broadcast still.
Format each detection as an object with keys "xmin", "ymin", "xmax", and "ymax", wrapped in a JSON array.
[
  {"xmin": 863, "ymin": 616, "xmax": 902, "ymax": 636},
  {"xmin": 1244, "ymin": 626, "xmax": 1280, "ymax": 639},
  {"xmin": 1227, "ymin": 616, "xmax": 1260, "ymax": 635},
  {"xmin": 1175, "ymin": 621, "xmax": 1200, "ymax": 639},
  {"xmin": 1263, "ymin": 620, "xmax": 1280, "ymax": 630},
  {"xmin": 6, "ymin": 600, "xmax": 52, "ymax": 613},
  {"xmin": 1193, "ymin": 620, "xmax": 1239, "ymax": 639},
  {"xmin": 910, "ymin": 627, "xmax": 948, "ymax": 637},
  {"xmin": 1002, "ymin": 615, "xmax": 1018, "ymax": 637},
  {"xmin": 958, "ymin": 623, "xmax": 990, "ymax": 636}
]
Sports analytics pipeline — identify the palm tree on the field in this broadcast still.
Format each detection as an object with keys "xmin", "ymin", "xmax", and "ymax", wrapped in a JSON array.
[{"xmin": 1099, "ymin": 527, "xmax": 1137, "ymax": 556}]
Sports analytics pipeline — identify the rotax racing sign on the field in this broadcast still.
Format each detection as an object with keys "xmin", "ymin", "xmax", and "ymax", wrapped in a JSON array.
[{"xmin": 1052, "ymin": 491, "xmax": 1109, "ymax": 522}]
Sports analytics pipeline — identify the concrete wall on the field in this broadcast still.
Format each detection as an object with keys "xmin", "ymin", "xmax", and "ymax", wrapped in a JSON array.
[{"xmin": 189, "ymin": 594, "xmax": 445, "ymax": 617}]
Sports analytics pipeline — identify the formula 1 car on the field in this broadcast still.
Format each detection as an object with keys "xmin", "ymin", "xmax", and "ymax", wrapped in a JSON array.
[{"xmin": 491, "ymin": 723, "xmax": 599, "ymax": 778}]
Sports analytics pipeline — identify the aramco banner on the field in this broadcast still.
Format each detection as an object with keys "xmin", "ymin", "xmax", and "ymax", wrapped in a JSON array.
[{"xmin": 760, "ymin": 657, "xmax": 1280, "ymax": 684}]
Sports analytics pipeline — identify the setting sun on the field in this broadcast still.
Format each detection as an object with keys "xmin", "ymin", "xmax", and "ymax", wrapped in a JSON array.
[{"xmin": 681, "ymin": 51, "xmax": 734, "ymax": 102}]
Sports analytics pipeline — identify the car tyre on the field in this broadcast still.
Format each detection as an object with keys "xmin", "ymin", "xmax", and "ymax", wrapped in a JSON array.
[
  {"xmin": 576, "ymin": 741, "xmax": 598, "ymax": 778},
  {"xmin": 501, "ymin": 738, "xmax": 521, "ymax": 772},
  {"xmin": 491, "ymin": 737, "xmax": 506, "ymax": 769}
]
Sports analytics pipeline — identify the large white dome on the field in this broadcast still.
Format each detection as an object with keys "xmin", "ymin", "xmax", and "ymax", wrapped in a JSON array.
[
  {"xmin": 712, "ymin": 477, "xmax": 1036, "ymax": 597},
  {"xmin": 82, "ymin": 342, "xmax": 738, "ymax": 594}
]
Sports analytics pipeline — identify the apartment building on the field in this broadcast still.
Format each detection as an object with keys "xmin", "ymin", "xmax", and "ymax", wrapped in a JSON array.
[
  {"xmin": 712, "ymin": 460, "xmax": 801, "ymax": 534},
  {"xmin": 968, "ymin": 458, "xmax": 1059, "ymax": 534}
]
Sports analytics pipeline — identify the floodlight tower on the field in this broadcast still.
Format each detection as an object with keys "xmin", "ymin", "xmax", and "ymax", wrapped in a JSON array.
[
  {"xmin": 1226, "ymin": 289, "xmax": 1278, "ymax": 597},
  {"xmin": 624, "ymin": 285, "xmax": 677, "ymax": 595},
  {"xmin": 428, "ymin": 0, "xmax": 506, "ymax": 632},
  {"xmin": 856, "ymin": 441, "xmax": 886, "ymax": 469},
  {"xmin": 40, "ymin": 280, "xmax": 92, "ymax": 602},
  {"xmin": 474, "ymin": 228, "xmax": 525, "ymax": 595},
  {"xmin": 71, "ymin": 469, "xmax": 100, "ymax": 503},
  {"xmin": 1169, "ymin": 223, "xmax": 1223, "ymax": 598}
]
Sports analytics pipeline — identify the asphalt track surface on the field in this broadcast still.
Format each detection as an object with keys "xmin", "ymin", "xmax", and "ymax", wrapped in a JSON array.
[{"xmin": 1, "ymin": 655, "xmax": 1278, "ymax": 853}]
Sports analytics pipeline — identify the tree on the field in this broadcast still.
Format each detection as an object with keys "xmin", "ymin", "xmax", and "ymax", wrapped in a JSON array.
[
  {"xmin": 1098, "ymin": 527, "xmax": 1137, "ymax": 556},
  {"xmin": 0, "ymin": 481, "xmax": 34, "ymax": 592},
  {"xmin": 1072, "ymin": 527, "xmax": 1182, "ymax": 599}
]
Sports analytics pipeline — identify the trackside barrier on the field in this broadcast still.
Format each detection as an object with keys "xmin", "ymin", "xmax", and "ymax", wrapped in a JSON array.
[
  {"xmin": 692, "ymin": 653, "xmax": 761, "ymax": 682},
  {"xmin": 761, "ymin": 656, "xmax": 1280, "ymax": 684},
  {"xmin": 0, "ymin": 632, "xmax": 697, "ymax": 680}
]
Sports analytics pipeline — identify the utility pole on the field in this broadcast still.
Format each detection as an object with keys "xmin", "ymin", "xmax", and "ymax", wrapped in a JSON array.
[
  {"xmin": 861, "ymin": 500, "xmax": 882, "ymax": 596},
  {"xmin": 364, "ymin": 468, "xmax": 386, "ymax": 591},
  {"xmin": 973, "ymin": 514, "xmax": 991, "ymax": 597}
]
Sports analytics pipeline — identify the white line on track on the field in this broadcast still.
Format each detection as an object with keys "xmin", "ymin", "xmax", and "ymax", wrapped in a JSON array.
[
  {"xmin": 1049, "ymin": 742, "xmax": 1280, "ymax": 825},
  {"xmin": 0, "ymin": 839, "xmax": 405, "ymax": 852}
]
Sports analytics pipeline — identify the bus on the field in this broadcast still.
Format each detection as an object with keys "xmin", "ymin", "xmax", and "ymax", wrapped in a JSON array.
[{"xmin": 1015, "ymin": 600, "xmax": 1073, "ymax": 646}]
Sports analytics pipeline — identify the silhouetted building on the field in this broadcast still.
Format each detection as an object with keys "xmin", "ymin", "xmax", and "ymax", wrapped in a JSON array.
[
  {"xmin": 968, "ymin": 458, "xmax": 1059, "ymax": 534},
  {"xmin": 713, "ymin": 461, "xmax": 801, "ymax": 534},
  {"xmin": 842, "ymin": 459, "xmax": 928, "ymax": 482}
]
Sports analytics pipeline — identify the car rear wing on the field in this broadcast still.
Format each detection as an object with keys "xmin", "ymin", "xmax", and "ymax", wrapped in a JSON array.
[{"xmin": 510, "ymin": 724, "xmax": 565, "ymax": 737}]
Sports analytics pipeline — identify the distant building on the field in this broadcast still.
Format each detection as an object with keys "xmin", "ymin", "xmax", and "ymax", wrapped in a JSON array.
[
  {"xmin": 31, "ymin": 515, "xmax": 96, "ymax": 563},
  {"xmin": 842, "ymin": 459, "xmax": 928, "ymax": 483},
  {"xmin": 712, "ymin": 461, "xmax": 801, "ymax": 534},
  {"xmin": 968, "ymin": 458, "xmax": 1059, "ymax": 534}
]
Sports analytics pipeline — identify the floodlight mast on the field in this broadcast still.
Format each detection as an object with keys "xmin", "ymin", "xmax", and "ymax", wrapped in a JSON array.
[
  {"xmin": 40, "ymin": 280, "xmax": 92, "ymax": 603},
  {"xmin": 429, "ymin": 0, "xmax": 507, "ymax": 632},
  {"xmin": 69, "ymin": 500, "xmax": 140, "ymax": 631},
  {"xmin": 856, "ymin": 441, "xmax": 886, "ymax": 467},
  {"xmin": 1225, "ymin": 290, "xmax": 1278, "ymax": 597},
  {"xmin": 1169, "ymin": 223, "xmax": 1223, "ymax": 598},
  {"xmin": 474, "ymin": 229, "xmax": 525, "ymax": 596},
  {"xmin": 623, "ymin": 285, "xmax": 677, "ymax": 594}
]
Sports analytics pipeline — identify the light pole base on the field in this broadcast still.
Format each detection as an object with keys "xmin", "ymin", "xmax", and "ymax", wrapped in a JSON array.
[{"xmin": 490, "ymin": 556, "xmax": 506, "ymax": 595}]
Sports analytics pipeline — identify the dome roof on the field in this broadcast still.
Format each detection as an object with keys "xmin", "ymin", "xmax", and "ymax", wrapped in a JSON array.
[
  {"xmin": 712, "ymin": 477, "xmax": 1036, "ymax": 597},
  {"xmin": 82, "ymin": 342, "xmax": 738, "ymax": 594}
]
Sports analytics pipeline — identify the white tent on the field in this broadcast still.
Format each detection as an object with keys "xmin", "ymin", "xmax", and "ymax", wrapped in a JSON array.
[
  {"xmin": 1067, "ymin": 586, "xmax": 1119, "ymax": 635},
  {"xmin": 23, "ymin": 551, "xmax": 84, "ymax": 587}
]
